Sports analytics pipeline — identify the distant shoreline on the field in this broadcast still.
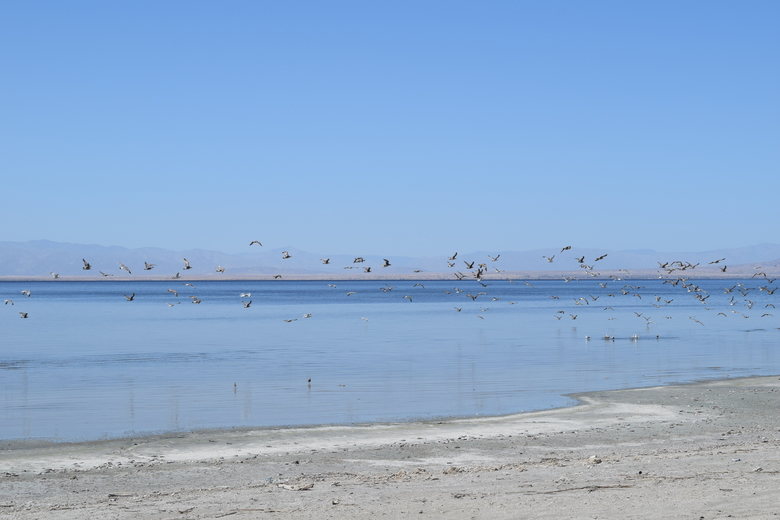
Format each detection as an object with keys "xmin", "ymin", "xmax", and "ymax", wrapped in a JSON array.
[{"xmin": 1, "ymin": 270, "xmax": 777, "ymax": 282}]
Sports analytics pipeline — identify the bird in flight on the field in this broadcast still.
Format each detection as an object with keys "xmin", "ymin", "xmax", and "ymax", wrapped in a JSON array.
[
  {"xmin": 321, "ymin": 258, "xmax": 330, "ymax": 264},
  {"xmin": 20, "ymin": 290, "xmax": 31, "ymax": 297},
  {"xmin": 216, "ymin": 265, "xmax": 225, "ymax": 273},
  {"xmin": 594, "ymin": 254, "xmax": 608, "ymax": 262},
  {"xmin": 560, "ymin": 245, "xmax": 572, "ymax": 252},
  {"xmin": 543, "ymin": 255, "xmax": 555, "ymax": 263},
  {"xmin": 242, "ymin": 300, "xmax": 252, "ymax": 308},
  {"xmin": 4, "ymin": 299, "xmax": 13, "ymax": 305},
  {"xmin": 124, "ymin": 293, "xmax": 135, "ymax": 301},
  {"xmin": 353, "ymin": 257, "xmax": 365, "ymax": 263},
  {"xmin": 18, "ymin": 312, "xmax": 28, "ymax": 319},
  {"xmin": 50, "ymin": 272, "xmax": 59, "ymax": 279},
  {"xmin": 182, "ymin": 258, "xmax": 192, "ymax": 270},
  {"xmin": 488, "ymin": 254, "xmax": 500, "ymax": 262},
  {"xmin": 383, "ymin": 258, "xmax": 391, "ymax": 267},
  {"xmin": 449, "ymin": 252, "xmax": 458, "ymax": 261},
  {"xmin": 282, "ymin": 251, "xmax": 292, "ymax": 259},
  {"xmin": 144, "ymin": 262, "xmax": 156, "ymax": 271},
  {"xmin": 167, "ymin": 289, "xmax": 179, "ymax": 297},
  {"xmin": 119, "ymin": 263, "xmax": 132, "ymax": 275},
  {"xmin": 249, "ymin": 240, "xmax": 263, "ymax": 246},
  {"xmin": 82, "ymin": 259, "xmax": 92, "ymax": 270}
]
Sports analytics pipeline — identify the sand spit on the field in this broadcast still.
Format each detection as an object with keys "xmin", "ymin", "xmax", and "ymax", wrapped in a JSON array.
[{"xmin": 2, "ymin": 376, "xmax": 780, "ymax": 519}]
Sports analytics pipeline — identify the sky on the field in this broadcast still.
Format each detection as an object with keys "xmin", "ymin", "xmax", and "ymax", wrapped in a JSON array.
[{"xmin": 1, "ymin": 1, "xmax": 778, "ymax": 256}]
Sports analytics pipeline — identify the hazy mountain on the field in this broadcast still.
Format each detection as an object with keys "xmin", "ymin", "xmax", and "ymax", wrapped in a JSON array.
[{"xmin": 1, "ymin": 240, "xmax": 779, "ymax": 277}]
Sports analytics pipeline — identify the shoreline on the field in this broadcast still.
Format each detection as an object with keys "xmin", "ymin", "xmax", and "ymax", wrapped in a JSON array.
[
  {"xmin": 3, "ymin": 374, "xmax": 780, "ymax": 518},
  {"xmin": 1, "ymin": 371, "xmax": 771, "ymax": 452}
]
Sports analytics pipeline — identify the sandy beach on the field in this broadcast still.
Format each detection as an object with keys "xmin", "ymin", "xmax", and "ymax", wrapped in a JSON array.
[{"xmin": 2, "ymin": 376, "xmax": 780, "ymax": 519}]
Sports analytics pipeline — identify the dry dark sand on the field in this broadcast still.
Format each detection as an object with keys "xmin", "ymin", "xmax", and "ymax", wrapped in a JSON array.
[{"xmin": 2, "ymin": 376, "xmax": 780, "ymax": 519}]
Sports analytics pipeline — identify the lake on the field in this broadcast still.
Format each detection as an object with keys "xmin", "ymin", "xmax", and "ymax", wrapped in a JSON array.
[{"xmin": 1, "ymin": 278, "xmax": 778, "ymax": 441}]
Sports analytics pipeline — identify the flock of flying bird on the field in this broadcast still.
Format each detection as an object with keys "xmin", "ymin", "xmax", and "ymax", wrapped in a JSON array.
[{"xmin": 3, "ymin": 241, "xmax": 778, "ymax": 338}]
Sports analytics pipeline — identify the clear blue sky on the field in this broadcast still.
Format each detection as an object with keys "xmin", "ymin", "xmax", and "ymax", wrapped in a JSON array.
[{"xmin": 2, "ymin": 1, "xmax": 778, "ymax": 255}]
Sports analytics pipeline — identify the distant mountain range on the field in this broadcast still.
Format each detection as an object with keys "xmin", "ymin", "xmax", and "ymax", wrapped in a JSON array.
[{"xmin": 1, "ymin": 240, "xmax": 780, "ymax": 279}]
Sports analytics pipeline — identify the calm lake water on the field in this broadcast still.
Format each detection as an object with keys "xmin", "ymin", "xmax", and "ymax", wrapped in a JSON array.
[{"xmin": 1, "ymin": 278, "xmax": 779, "ymax": 442}]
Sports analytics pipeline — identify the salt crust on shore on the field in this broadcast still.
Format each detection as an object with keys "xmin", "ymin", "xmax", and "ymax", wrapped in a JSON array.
[{"xmin": 2, "ymin": 376, "xmax": 780, "ymax": 519}]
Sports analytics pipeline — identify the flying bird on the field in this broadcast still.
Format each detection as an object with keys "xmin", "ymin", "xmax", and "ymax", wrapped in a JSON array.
[
  {"xmin": 82, "ymin": 259, "xmax": 92, "ymax": 270},
  {"xmin": 18, "ymin": 312, "xmax": 28, "ymax": 319},
  {"xmin": 119, "ymin": 263, "xmax": 132, "ymax": 275},
  {"xmin": 282, "ymin": 251, "xmax": 291, "ymax": 259},
  {"xmin": 353, "ymin": 257, "xmax": 365, "ymax": 263},
  {"xmin": 448, "ymin": 252, "xmax": 458, "ymax": 261},
  {"xmin": 242, "ymin": 300, "xmax": 252, "ymax": 308},
  {"xmin": 560, "ymin": 245, "xmax": 572, "ymax": 252},
  {"xmin": 321, "ymin": 258, "xmax": 330, "ymax": 264},
  {"xmin": 594, "ymin": 254, "xmax": 608, "ymax": 262},
  {"xmin": 488, "ymin": 254, "xmax": 500, "ymax": 262},
  {"xmin": 124, "ymin": 293, "xmax": 135, "ymax": 301},
  {"xmin": 543, "ymin": 255, "xmax": 555, "ymax": 263},
  {"xmin": 20, "ymin": 290, "xmax": 31, "ymax": 297},
  {"xmin": 249, "ymin": 240, "xmax": 263, "ymax": 246},
  {"xmin": 182, "ymin": 258, "xmax": 192, "ymax": 270},
  {"xmin": 216, "ymin": 265, "xmax": 225, "ymax": 273},
  {"xmin": 383, "ymin": 258, "xmax": 391, "ymax": 267},
  {"xmin": 144, "ymin": 262, "xmax": 156, "ymax": 271}
]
